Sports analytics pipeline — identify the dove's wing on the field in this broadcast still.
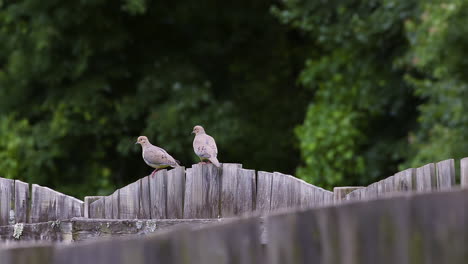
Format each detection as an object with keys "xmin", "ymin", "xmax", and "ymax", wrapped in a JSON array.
[
  {"xmin": 205, "ymin": 134, "xmax": 218, "ymax": 157},
  {"xmin": 193, "ymin": 134, "xmax": 218, "ymax": 158},
  {"xmin": 143, "ymin": 146, "xmax": 179, "ymax": 168}
]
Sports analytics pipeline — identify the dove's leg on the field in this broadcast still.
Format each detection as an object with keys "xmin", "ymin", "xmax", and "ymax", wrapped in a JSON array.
[{"xmin": 150, "ymin": 168, "xmax": 160, "ymax": 177}]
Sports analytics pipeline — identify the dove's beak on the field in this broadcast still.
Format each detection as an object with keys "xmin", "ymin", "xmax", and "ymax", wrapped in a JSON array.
[
  {"xmin": 135, "ymin": 141, "xmax": 139, "ymax": 145},
  {"xmin": 191, "ymin": 131, "xmax": 195, "ymax": 134}
]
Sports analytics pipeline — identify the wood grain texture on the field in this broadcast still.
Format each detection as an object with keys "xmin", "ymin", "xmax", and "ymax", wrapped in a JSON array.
[
  {"xmin": 30, "ymin": 185, "xmax": 57, "ymax": 223},
  {"xmin": 256, "ymin": 171, "xmax": 273, "ymax": 213},
  {"xmin": 220, "ymin": 164, "xmax": 255, "ymax": 217},
  {"xmin": 462, "ymin": 157, "xmax": 468, "ymax": 188},
  {"xmin": 0, "ymin": 221, "xmax": 72, "ymax": 243},
  {"xmin": 14, "ymin": 180, "xmax": 29, "ymax": 224},
  {"xmin": 111, "ymin": 190, "xmax": 119, "ymax": 219},
  {"xmin": 84, "ymin": 196, "xmax": 103, "ymax": 218},
  {"xmin": 184, "ymin": 164, "xmax": 221, "ymax": 219},
  {"xmin": 299, "ymin": 181, "xmax": 316, "ymax": 208},
  {"xmin": 118, "ymin": 181, "xmax": 140, "ymax": 219},
  {"xmin": 0, "ymin": 178, "xmax": 14, "ymax": 226},
  {"xmin": 415, "ymin": 163, "xmax": 436, "ymax": 192},
  {"xmin": 104, "ymin": 195, "xmax": 113, "ymax": 219},
  {"xmin": 436, "ymin": 159, "xmax": 455, "ymax": 190},
  {"xmin": 270, "ymin": 172, "xmax": 301, "ymax": 210},
  {"xmin": 88, "ymin": 198, "xmax": 105, "ymax": 219},
  {"xmin": 139, "ymin": 177, "xmax": 151, "ymax": 219},
  {"xmin": 166, "ymin": 166, "xmax": 185, "ymax": 219},
  {"xmin": 394, "ymin": 168, "xmax": 415, "ymax": 192},
  {"xmin": 172, "ymin": 217, "xmax": 262, "ymax": 264},
  {"xmin": 149, "ymin": 170, "xmax": 167, "ymax": 219}
]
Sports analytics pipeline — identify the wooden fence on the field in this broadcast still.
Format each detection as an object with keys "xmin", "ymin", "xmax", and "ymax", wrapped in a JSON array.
[
  {"xmin": 342, "ymin": 159, "xmax": 456, "ymax": 201},
  {"xmin": 0, "ymin": 179, "xmax": 83, "ymax": 225},
  {"xmin": 87, "ymin": 163, "xmax": 334, "ymax": 220},
  {"xmin": 1, "ymin": 186, "xmax": 468, "ymax": 264}
]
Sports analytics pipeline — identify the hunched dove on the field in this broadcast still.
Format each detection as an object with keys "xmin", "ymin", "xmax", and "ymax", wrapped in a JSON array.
[
  {"xmin": 192, "ymin": 125, "xmax": 220, "ymax": 167},
  {"xmin": 135, "ymin": 136, "xmax": 180, "ymax": 176}
]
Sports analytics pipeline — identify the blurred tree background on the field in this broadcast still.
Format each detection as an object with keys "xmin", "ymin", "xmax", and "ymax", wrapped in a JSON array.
[{"xmin": 0, "ymin": 0, "xmax": 466, "ymax": 198}]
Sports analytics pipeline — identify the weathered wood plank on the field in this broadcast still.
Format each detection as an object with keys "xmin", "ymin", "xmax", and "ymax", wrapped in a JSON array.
[
  {"xmin": 149, "ymin": 170, "xmax": 167, "ymax": 219},
  {"xmin": 299, "ymin": 182, "xmax": 316, "ymax": 208},
  {"xmin": 415, "ymin": 163, "xmax": 436, "ymax": 192},
  {"xmin": 220, "ymin": 164, "xmax": 255, "ymax": 217},
  {"xmin": 118, "ymin": 180, "xmax": 140, "ymax": 219},
  {"xmin": 173, "ymin": 217, "xmax": 262, "ymax": 264},
  {"xmin": 394, "ymin": 168, "xmax": 415, "ymax": 192},
  {"xmin": 436, "ymin": 159, "xmax": 455, "ymax": 190},
  {"xmin": 30, "ymin": 185, "xmax": 57, "ymax": 223},
  {"xmin": 88, "ymin": 198, "xmax": 105, "ymax": 219},
  {"xmin": 71, "ymin": 198, "xmax": 83, "ymax": 219},
  {"xmin": 166, "ymin": 166, "xmax": 185, "ymax": 219},
  {"xmin": 184, "ymin": 164, "xmax": 221, "ymax": 219},
  {"xmin": 14, "ymin": 180, "xmax": 29, "ymax": 224},
  {"xmin": 111, "ymin": 190, "xmax": 119, "ymax": 219},
  {"xmin": 345, "ymin": 188, "xmax": 362, "ymax": 201},
  {"xmin": 383, "ymin": 175, "xmax": 396, "ymax": 193},
  {"xmin": 138, "ymin": 178, "xmax": 151, "ymax": 219},
  {"xmin": 0, "ymin": 221, "xmax": 73, "ymax": 242},
  {"xmin": 70, "ymin": 218, "xmax": 224, "ymax": 242},
  {"xmin": 84, "ymin": 196, "xmax": 103, "ymax": 218},
  {"xmin": 0, "ymin": 243, "xmax": 54, "ymax": 264},
  {"xmin": 460, "ymin": 157, "xmax": 468, "ymax": 188},
  {"xmin": 270, "ymin": 172, "xmax": 301, "ymax": 210},
  {"xmin": 0, "ymin": 178, "xmax": 14, "ymax": 226},
  {"xmin": 333, "ymin": 187, "xmax": 364, "ymax": 202},
  {"xmin": 220, "ymin": 163, "xmax": 242, "ymax": 217},
  {"xmin": 256, "ymin": 171, "xmax": 273, "ymax": 213},
  {"xmin": 103, "ymin": 196, "xmax": 112, "ymax": 219}
]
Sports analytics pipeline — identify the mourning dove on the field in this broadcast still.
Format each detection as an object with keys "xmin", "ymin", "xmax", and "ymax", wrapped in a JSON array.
[
  {"xmin": 192, "ymin": 125, "xmax": 220, "ymax": 167},
  {"xmin": 135, "ymin": 136, "xmax": 180, "ymax": 176}
]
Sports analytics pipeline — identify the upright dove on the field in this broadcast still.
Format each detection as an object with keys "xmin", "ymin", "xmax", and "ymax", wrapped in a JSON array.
[
  {"xmin": 135, "ymin": 136, "xmax": 180, "ymax": 176},
  {"xmin": 192, "ymin": 125, "xmax": 220, "ymax": 167}
]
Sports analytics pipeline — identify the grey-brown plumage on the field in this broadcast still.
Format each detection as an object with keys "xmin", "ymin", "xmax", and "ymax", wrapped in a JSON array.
[
  {"xmin": 135, "ymin": 136, "xmax": 180, "ymax": 175},
  {"xmin": 192, "ymin": 125, "xmax": 220, "ymax": 167}
]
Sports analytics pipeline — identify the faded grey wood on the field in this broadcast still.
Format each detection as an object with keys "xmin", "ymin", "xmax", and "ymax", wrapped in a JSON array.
[
  {"xmin": 71, "ymin": 218, "xmax": 225, "ymax": 242},
  {"xmin": 415, "ymin": 163, "xmax": 436, "ymax": 192},
  {"xmin": 394, "ymin": 168, "xmax": 415, "ymax": 192},
  {"xmin": 0, "ymin": 178, "xmax": 14, "ymax": 226},
  {"xmin": 220, "ymin": 164, "xmax": 255, "ymax": 217},
  {"xmin": 149, "ymin": 170, "xmax": 167, "ymax": 219},
  {"xmin": 118, "ymin": 180, "xmax": 140, "ymax": 219},
  {"xmin": 104, "ymin": 195, "xmax": 113, "ymax": 219},
  {"xmin": 345, "ymin": 188, "xmax": 362, "ymax": 201},
  {"xmin": 256, "ymin": 171, "xmax": 273, "ymax": 213},
  {"xmin": 173, "ymin": 217, "xmax": 261, "ymax": 264},
  {"xmin": 0, "ymin": 243, "xmax": 54, "ymax": 264},
  {"xmin": 84, "ymin": 196, "xmax": 103, "ymax": 218},
  {"xmin": 71, "ymin": 198, "xmax": 83, "ymax": 220},
  {"xmin": 322, "ymin": 189, "xmax": 333, "ymax": 205},
  {"xmin": 333, "ymin": 187, "xmax": 364, "ymax": 202},
  {"xmin": 166, "ymin": 166, "xmax": 185, "ymax": 219},
  {"xmin": 184, "ymin": 164, "xmax": 221, "ymax": 219},
  {"xmin": 220, "ymin": 163, "xmax": 242, "ymax": 217},
  {"xmin": 365, "ymin": 183, "xmax": 379, "ymax": 199},
  {"xmin": 461, "ymin": 158, "xmax": 468, "ymax": 188},
  {"xmin": 14, "ymin": 180, "xmax": 29, "ymax": 224},
  {"xmin": 299, "ymin": 181, "xmax": 316, "ymax": 208},
  {"xmin": 270, "ymin": 172, "xmax": 301, "ymax": 210},
  {"xmin": 111, "ymin": 190, "xmax": 119, "ymax": 219},
  {"xmin": 314, "ymin": 186, "xmax": 325, "ymax": 205},
  {"xmin": 0, "ymin": 221, "xmax": 73, "ymax": 243},
  {"xmin": 436, "ymin": 159, "xmax": 455, "ymax": 190},
  {"xmin": 139, "ymin": 178, "xmax": 151, "ymax": 219},
  {"xmin": 88, "ymin": 198, "xmax": 105, "ymax": 219},
  {"xmin": 30, "ymin": 185, "xmax": 57, "ymax": 223},
  {"xmin": 383, "ymin": 175, "xmax": 396, "ymax": 193}
]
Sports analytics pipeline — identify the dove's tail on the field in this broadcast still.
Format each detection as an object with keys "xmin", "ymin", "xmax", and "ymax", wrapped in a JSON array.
[{"xmin": 209, "ymin": 157, "xmax": 221, "ymax": 168}]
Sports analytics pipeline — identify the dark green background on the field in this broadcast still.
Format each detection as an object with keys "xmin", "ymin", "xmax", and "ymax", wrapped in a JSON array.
[{"xmin": 0, "ymin": 0, "xmax": 466, "ymax": 198}]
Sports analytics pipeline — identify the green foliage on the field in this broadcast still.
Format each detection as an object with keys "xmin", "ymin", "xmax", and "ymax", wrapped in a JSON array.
[
  {"xmin": 402, "ymin": 0, "xmax": 468, "ymax": 167},
  {"xmin": 274, "ymin": 0, "xmax": 420, "ymax": 187},
  {"xmin": 0, "ymin": 0, "xmax": 309, "ymax": 197}
]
